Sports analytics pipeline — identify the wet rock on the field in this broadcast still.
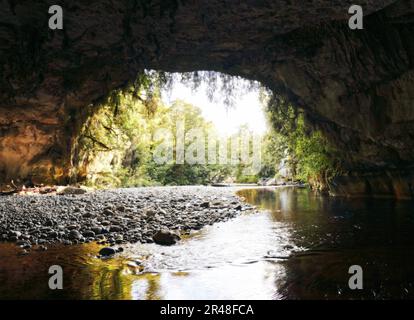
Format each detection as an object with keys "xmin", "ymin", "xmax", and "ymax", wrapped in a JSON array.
[
  {"xmin": 9, "ymin": 230, "xmax": 22, "ymax": 238},
  {"xmin": 68, "ymin": 230, "xmax": 82, "ymax": 240},
  {"xmin": 47, "ymin": 231, "xmax": 58, "ymax": 239},
  {"xmin": 101, "ymin": 228, "xmax": 110, "ymax": 234},
  {"xmin": 18, "ymin": 249, "xmax": 29, "ymax": 256},
  {"xmin": 91, "ymin": 227, "xmax": 103, "ymax": 234},
  {"xmin": 103, "ymin": 209, "xmax": 114, "ymax": 216},
  {"xmin": 16, "ymin": 240, "xmax": 31, "ymax": 249},
  {"xmin": 95, "ymin": 234, "xmax": 106, "ymax": 241},
  {"xmin": 99, "ymin": 247, "xmax": 117, "ymax": 257},
  {"xmin": 16, "ymin": 240, "xmax": 28, "ymax": 246},
  {"xmin": 0, "ymin": 187, "xmax": 247, "ymax": 246},
  {"xmin": 44, "ymin": 219, "xmax": 54, "ymax": 226},
  {"xmin": 153, "ymin": 229, "xmax": 181, "ymax": 246},
  {"xmin": 82, "ymin": 212, "xmax": 94, "ymax": 218},
  {"xmin": 143, "ymin": 211, "xmax": 156, "ymax": 221},
  {"xmin": 83, "ymin": 230, "xmax": 95, "ymax": 238},
  {"xmin": 200, "ymin": 201, "xmax": 210, "ymax": 208},
  {"xmin": 109, "ymin": 225, "xmax": 122, "ymax": 233}
]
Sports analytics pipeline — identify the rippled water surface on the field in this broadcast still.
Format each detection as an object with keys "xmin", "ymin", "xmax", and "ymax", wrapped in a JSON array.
[{"xmin": 1, "ymin": 187, "xmax": 414, "ymax": 300}]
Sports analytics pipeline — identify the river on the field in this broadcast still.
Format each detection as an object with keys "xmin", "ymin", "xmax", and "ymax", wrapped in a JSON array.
[{"xmin": 1, "ymin": 186, "xmax": 414, "ymax": 299}]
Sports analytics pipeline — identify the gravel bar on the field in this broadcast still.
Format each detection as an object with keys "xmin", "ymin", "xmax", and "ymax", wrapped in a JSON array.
[{"xmin": 0, "ymin": 186, "xmax": 255, "ymax": 249}]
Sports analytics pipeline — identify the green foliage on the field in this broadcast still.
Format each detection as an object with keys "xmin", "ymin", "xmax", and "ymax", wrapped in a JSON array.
[
  {"xmin": 291, "ymin": 117, "xmax": 339, "ymax": 182},
  {"xmin": 146, "ymin": 100, "xmax": 227, "ymax": 185},
  {"xmin": 264, "ymin": 93, "xmax": 341, "ymax": 185},
  {"xmin": 77, "ymin": 72, "xmax": 340, "ymax": 189},
  {"xmin": 161, "ymin": 71, "xmax": 261, "ymax": 107},
  {"xmin": 77, "ymin": 78, "xmax": 242, "ymax": 187},
  {"xmin": 258, "ymin": 133, "xmax": 284, "ymax": 178},
  {"xmin": 77, "ymin": 71, "xmax": 169, "ymax": 188}
]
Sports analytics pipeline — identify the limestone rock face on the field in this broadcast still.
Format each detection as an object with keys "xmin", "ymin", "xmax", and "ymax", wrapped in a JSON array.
[
  {"xmin": 0, "ymin": 1, "xmax": 413, "ymax": 197},
  {"xmin": 329, "ymin": 169, "xmax": 414, "ymax": 199}
]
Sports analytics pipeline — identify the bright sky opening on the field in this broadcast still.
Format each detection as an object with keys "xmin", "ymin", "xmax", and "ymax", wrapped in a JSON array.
[{"xmin": 162, "ymin": 80, "xmax": 268, "ymax": 136}]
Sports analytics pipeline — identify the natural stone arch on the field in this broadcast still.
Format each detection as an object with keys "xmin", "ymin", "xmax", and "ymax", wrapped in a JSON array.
[{"xmin": 0, "ymin": 0, "xmax": 413, "ymax": 197}]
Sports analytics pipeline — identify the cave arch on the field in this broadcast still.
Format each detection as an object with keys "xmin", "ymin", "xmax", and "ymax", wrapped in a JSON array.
[{"xmin": 0, "ymin": 0, "xmax": 413, "ymax": 198}]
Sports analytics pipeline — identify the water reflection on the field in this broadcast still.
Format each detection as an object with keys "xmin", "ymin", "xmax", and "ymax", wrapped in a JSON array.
[
  {"xmin": 1, "ymin": 187, "xmax": 414, "ymax": 299},
  {"xmin": 239, "ymin": 187, "xmax": 414, "ymax": 299}
]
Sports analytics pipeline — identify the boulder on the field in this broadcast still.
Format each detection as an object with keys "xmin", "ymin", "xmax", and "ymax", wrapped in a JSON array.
[
  {"xmin": 153, "ymin": 229, "xmax": 181, "ymax": 246},
  {"xmin": 99, "ymin": 247, "xmax": 117, "ymax": 257}
]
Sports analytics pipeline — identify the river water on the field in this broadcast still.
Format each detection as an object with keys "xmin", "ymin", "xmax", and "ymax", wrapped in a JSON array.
[{"xmin": 1, "ymin": 186, "xmax": 414, "ymax": 300}]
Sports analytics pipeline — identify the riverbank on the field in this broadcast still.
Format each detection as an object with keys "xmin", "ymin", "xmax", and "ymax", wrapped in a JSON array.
[{"xmin": 0, "ymin": 186, "xmax": 256, "ymax": 251}]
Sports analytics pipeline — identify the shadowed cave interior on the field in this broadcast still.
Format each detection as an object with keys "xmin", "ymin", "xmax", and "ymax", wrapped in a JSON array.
[{"xmin": 1, "ymin": 0, "xmax": 414, "ymax": 198}]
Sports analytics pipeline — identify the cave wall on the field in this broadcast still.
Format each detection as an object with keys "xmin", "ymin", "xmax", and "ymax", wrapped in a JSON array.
[{"xmin": 0, "ymin": 0, "xmax": 413, "ymax": 197}]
